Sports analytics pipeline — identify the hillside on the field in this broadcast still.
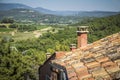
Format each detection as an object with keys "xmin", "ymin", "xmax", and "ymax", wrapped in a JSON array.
[
  {"xmin": 0, "ymin": 3, "xmax": 120, "ymax": 25},
  {"xmin": 72, "ymin": 14, "xmax": 120, "ymax": 42},
  {"xmin": 0, "ymin": 3, "xmax": 119, "ymax": 17},
  {"xmin": 0, "ymin": 3, "xmax": 32, "ymax": 11},
  {"xmin": 0, "ymin": 8, "xmax": 82, "ymax": 24},
  {"xmin": 0, "ymin": 8, "xmax": 50, "ymax": 23},
  {"xmin": 35, "ymin": 7, "xmax": 120, "ymax": 16}
]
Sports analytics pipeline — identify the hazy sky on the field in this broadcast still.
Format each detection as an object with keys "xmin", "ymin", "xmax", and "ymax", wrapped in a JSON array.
[{"xmin": 0, "ymin": 0, "xmax": 120, "ymax": 11}]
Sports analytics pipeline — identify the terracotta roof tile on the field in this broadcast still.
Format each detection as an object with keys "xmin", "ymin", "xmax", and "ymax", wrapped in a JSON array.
[
  {"xmin": 114, "ymin": 59, "xmax": 120, "ymax": 67},
  {"xmin": 102, "ymin": 61, "xmax": 116, "ymax": 68},
  {"xmin": 94, "ymin": 53, "xmax": 103, "ymax": 58},
  {"xmin": 51, "ymin": 32, "xmax": 120, "ymax": 80},
  {"xmin": 85, "ymin": 61, "xmax": 100, "ymax": 69},
  {"xmin": 68, "ymin": 71, "xmax": 77, "ymax": 79},
  {"xmin": 75, "ymin": 67, "xmax": 88, "ymax": 73},
  {"xmin": 77, "ymin": 71, "xmax": 90, "ymax": 80},
  {"xmin": 66, "ymin": 65, "xmax": 73, "ymax": 70},
  {"xmin": 69, "ymin": 77, "xmax": 78, "ymax": 80},
  {"xmin": 55, "ymin": 51, "xmax": 66, "ymax": 59},
  {"xmin": 91, "ymin": 68, "xmax": 109, "ymax": 78},
  {"xmin": 83, "ymin": 77, "xmax": 94, "ymax": 80},
  {"xmin": 105, "ymin": 65, "xmax": 120, "ymax": 74},
  {"xmin": 96, "ymin": 56, "xmax": 110, "ymax": 63},
  {"xmin": 80, "ymin": 74, "xmax": 94, "ymax": 80},
  {"xmin": 81, "ymin": 57, "xmax": 95, "ymax": 63}
]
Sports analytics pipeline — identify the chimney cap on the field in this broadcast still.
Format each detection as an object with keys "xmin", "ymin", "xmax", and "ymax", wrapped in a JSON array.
[
  {"xmin": 77, "ymin": 26, "xmax": 89, "ymax": 28},
  {"xmin": 70, "ymin": 44, "xmax": 76, "ymax": 48},
  {"xmin": 70, "ymin": 44, "xmax": 76, "ymax": 46},
  {"xmin": 77, "ymin": 26, "xmax": 89, "ymax": 33}
]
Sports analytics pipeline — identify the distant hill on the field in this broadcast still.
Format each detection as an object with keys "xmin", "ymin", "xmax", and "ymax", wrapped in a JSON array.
[
  {"xmin": 35, "ymin": 7, "xmax": 55, "ymax": 14},
  {"xmin": 0, "ymin": 3, "xmax": 120, "ymax": 17},
  {"xmin": 75, "ymin": 11, "xmax": 120, "ymax": 17},
  {"xmin": 0, "ymin": 3, "xmax": 33, "ymax": 11},
  {"xmin": 0, "ymin": 8, "xmax": 83, "ymax": 24},
  {"xmin": 0, "ymin": 8, "xmax": 54, "ymax": 23},
  {"xmin": 35, "ymin": 7, "xmax": 120, "ymax": 17},
  {"xmin": 0, "ymin": 3, "xmax": 120, "ymax": 24}
]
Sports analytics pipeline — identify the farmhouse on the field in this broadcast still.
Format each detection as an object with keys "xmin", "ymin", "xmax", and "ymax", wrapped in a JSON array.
[{"xmin": 39, "ymin": 26, "xmax": 120, "ymax": 80}]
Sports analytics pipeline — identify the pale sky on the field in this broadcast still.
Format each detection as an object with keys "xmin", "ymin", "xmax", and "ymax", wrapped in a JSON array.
[{"xmin": 0, "ymin": 0, "xmax": 120, "ymax": 11}]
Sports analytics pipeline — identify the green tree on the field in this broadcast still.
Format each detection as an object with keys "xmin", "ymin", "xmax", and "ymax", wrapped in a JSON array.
[
  {"xmin": 0, "ymin": 38, "xmax": 46, "ymax": 80},
  {"xmin": 1, "ymin": 18, "xmax": 14, "ymax": 23}
]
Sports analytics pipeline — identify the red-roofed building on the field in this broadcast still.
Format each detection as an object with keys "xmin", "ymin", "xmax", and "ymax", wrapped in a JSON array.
[{"xmin": 39, "ymin": 26, "xmax": 120, "ymax": 80}]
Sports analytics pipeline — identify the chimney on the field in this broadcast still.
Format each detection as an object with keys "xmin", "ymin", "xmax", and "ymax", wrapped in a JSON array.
[
  {"xmin": 77, "ymin": 26, "xmax": 89, "ymax": 48},
  {"xmin": 70, "ymin": 44, "xmax": 76, "ymax": 51}
]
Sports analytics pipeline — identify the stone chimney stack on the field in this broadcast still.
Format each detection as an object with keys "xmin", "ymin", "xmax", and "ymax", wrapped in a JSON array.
[{"xmin": 77, "ymin": 26, "xmax": 89, "ymax": 48}]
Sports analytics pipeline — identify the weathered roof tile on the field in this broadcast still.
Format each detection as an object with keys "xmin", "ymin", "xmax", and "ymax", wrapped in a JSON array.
[
  {"xmin": 51, "ymin": 32, "xmax": 120, "ymax": 80},
  {"xmin": 91, "ymin": 68, "xmax": 108, "ymax": 78},
  {"xmin": 96, "ymin": 56, "xmax": 110, "ymax": 63},
  {"xmin": 68, "ymin": 71, "xmax": 77, "ymax": 79},
  {"xmin": 85, "ymin": 61, "xmax": 100, "ymax": 69}
]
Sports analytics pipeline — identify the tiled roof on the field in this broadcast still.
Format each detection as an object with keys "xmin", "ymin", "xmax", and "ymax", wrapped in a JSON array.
[{"xmin": 52, "ymin": 32, "xmax": 120, "ymax": 80}]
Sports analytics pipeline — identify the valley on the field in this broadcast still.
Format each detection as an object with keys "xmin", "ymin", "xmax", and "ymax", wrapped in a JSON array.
[{"xmin": 0, "ymin": 2, "xmax": 120, "ymax": 80}]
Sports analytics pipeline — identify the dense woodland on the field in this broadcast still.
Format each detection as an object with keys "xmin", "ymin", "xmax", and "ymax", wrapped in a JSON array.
[
  {"xmin": 0, "ymin": 14, "xmax": 120, "ymax": 80},
  {"xmin": 73, "ymin": 14, "xmax": 120, "ymax": 42}
]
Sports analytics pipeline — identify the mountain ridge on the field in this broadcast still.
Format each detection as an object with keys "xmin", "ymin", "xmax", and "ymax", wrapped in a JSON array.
[
  {"xmin": 0, "ymin": 3, "xmax": 33, "ymax": 11},
  {"xmin": 0, "ymin": 3, "xmax": 119, "ymax": 16}
]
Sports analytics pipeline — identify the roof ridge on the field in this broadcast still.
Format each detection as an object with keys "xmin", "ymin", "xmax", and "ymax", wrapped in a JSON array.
[{"xmin": 80, "ymin": 32, "xmax": 120, "ymax": 51}]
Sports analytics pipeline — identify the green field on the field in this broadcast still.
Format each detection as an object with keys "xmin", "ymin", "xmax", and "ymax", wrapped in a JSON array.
[
  {"xmin": 0, "ymin": 26, "xmax": 53, "ymax": 41},
  {"xmin": 13, "ymin": 32, "xmax": 35, "ymax": 41},
  {"xmin": 0, "ymin": 28, "xmax": 14, "ymax": 32}
]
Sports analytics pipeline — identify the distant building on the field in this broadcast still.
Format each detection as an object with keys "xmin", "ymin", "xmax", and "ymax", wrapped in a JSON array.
[{"xmin": 39, "ymin": 26, "xmax": 120, "ymax": 80}]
